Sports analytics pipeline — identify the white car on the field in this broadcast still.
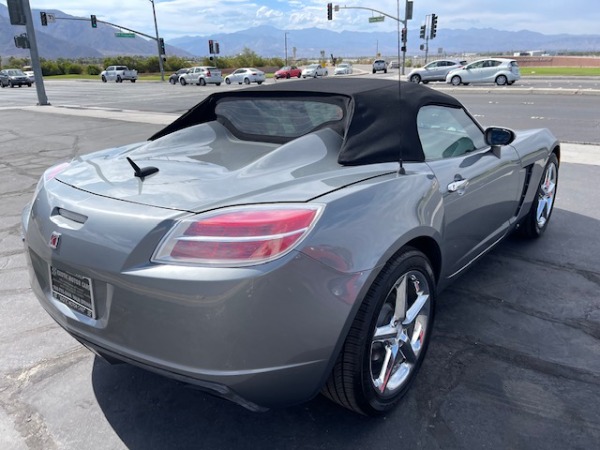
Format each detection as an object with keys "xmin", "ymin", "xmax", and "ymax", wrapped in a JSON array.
[
  {"xmin": 179, "ymin": 66, "xmax": 223, "ymax": 86},
  {"xmin": 334, "ymin": 63, "xmax": 353, "ymax": 75},
  {"xmin": 446, "ymin": 58, "xmax": 520, "ymax": 86},
  {"xmin": 407, "ymin": 59, "xmax": 467, "ymax": 84},
  {"xmin": 225, "ymin": 68, "xmax": 265, "ymax": 85},
  {"xmin": 302, "ymin": 64, "xmax": 328, "ymax": 78}
]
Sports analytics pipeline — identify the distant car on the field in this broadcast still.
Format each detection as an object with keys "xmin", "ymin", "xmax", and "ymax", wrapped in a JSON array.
[
  {"xmin": 334, "ymin": 63, "xmax": 353, "ymax": 75},
  {"xmin": 372, "ymin": 59, "xmax": 387, "ymax": 74},
  {"xmin": 180, "ymin": 66, "xmax": 222, "ymax": 86},
  {"xmin": 274, "ymin": 66, "xmax": 302, "ymax": 79},
  {"xmin": 302, "ymin": 64, "xmax": 328, "ymax": 78},
  {"xmin": 24, "ymin": 70, "xmax": 36, "ymax": 83},
  {"xmin": 225, "ymin": 68, "xmax": 266, "ymax": 85},
  {"xmin": 388, "ymin": 61, "xmax": 400, "ymax": 70},
  {"xmin": 446, "ymin": 58, "xmax": 520, "ymax": 86},
  {"xmin": 100, "ymin": 66, "xmax": 138, "ymax": 83},
  {"xmin": 23, "ymin": 78, "xmax": 560, "ymax": 416},
  {"xmin": 169, "ymin": 68, "xmax": 190, "ymax": 85},
  {"xmin": 407, "ymin": 59, "xmax": 467, "ymax": 84},
  {"xmin": 0, "ymin": 69, "xmax": 32, "ymax": 88}
]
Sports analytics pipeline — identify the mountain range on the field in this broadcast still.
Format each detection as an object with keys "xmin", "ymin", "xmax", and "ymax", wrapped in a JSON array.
[{"xmin": 1, "ymin": 4, "xmax": 599, "ymax": 61}]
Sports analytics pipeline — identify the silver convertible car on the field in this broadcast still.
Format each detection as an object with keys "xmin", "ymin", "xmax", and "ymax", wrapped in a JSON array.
[{"xmin": 22, "ymin": 79, "xmax": 559, "ymax": 416}]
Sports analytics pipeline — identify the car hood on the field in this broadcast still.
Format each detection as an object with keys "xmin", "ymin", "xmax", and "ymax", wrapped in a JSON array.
[{"xmin": 54, "ymin": 122, "xmax": 395, "ymax": 212}]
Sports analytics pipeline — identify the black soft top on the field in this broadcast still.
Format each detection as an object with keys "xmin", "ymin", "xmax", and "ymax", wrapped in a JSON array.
[{"xmin": 150, "ymin": 78, "xmax": 464, "ymax": 165}]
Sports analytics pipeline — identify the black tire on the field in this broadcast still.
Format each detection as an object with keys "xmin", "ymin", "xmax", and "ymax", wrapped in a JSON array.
[
  {"xmin": 101, "ymin": 76, "xmax": 107, "ymax": 83},
  {"xmin": 297, "ymin": 73, "xmax": 301, "ymax": 78},
  {"xmin": 257, "ymin": 81, "xmax": 263, "ymax": 85},
  {"xmin": 286, "ymin": 73, "xmax": 291, "ymax": 79},
  {"xmin": 199, "ymin": 78, "xmax": 206, "ymax": 86},
  {"xmin": 169, "ymin": 78, "xmax": 176, "ymax": 85},
  {"xmin": 244, "ymin": 78, "xmax": 250, "ymax": 85},
  {"xmin": 130, "ymin": 79, "xmax": 136, "ymax": 83},
  {"xmin": 116, "ymin": 76, "xmax": 122, "ymax": 83},
  {"xmin": 410, "ymin": 74, "xmax": 421, "ymax": 83},
  {"xmin": 372, "ymin": 69, "xmax": 376, "ymax": 74},
  {"xmin": 216, "ymin": 83, "xmax": 221, "ymax": 86},
  {"xmin": 180, "ymin": 77, "xmax": 187, "ymax": 86},
  {"xmin": 495, "ymin": 75, "xmax": 508, "ymax": 86},
  {"xmin": 384, "ymin": 69, "xmax": 387, "ymax": 73},
  {"xmin": 322, "ymin": 247, "xmax": 436, "ymax": 416},
  {"xmin": 225, "ymin": 78, "xmax": 231, "ymax": 84},
  {"xmin": 519, "ymin": 153, "xmax": 559, "ymax": 238},
  {"xmin": 27, "ymin": 83, "xmax": 32, "ymax": 87},
  {"xmin": 9, "ymin": 81, "xmax": 14, "ymax": 88},
  {"xmin": 450, "ymin": 75, "xmax": 462, "ymax": 86}
]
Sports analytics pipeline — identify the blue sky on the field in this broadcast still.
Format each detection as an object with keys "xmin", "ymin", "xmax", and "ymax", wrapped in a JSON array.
[{"xmin": 4, "ymin": 1, "xmax": 600, "ymax": 39}]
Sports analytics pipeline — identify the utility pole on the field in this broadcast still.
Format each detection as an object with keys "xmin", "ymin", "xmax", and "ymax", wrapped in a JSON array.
[{"xmin": 284, "ymin": 32, "xmax": 289, "ymax": 66}]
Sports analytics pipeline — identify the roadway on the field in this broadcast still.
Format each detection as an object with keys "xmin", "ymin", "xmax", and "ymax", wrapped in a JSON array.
[{"xmin": 0, "ymin": 76, "xmax": 599, "ymax": 450}]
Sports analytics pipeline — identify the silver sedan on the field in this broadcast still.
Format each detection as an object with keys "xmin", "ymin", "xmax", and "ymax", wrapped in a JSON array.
[{"xmin": 225, "ymin": 68, "xmax": 266, "ymax": 85}]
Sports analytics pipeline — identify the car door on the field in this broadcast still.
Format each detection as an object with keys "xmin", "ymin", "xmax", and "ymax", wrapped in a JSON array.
[
  {"xmin": 461, "ymin": 61, "xmax": 484, "ymax": 82},
  {"xmin": 417, "ymin": 105, "xmax": 522, "ymax": 278},
  {"xmin": 481, "ymin": 60, "xmax": 502, "ymax": 82},
  {"xmin": 423, "ymin": 61, "xmax": 442, "ymax": 81}
]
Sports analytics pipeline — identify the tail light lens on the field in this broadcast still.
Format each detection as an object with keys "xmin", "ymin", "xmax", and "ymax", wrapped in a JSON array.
[
  {"xmin": 206, "ymin": 70, "xmax": 211, "ymax": 77},
  {"xmin": 44, "ymin": 162, "xmax": 71, "ymax": 181},
  {"xmin": 152, "ymin": 204, "xmax": 324, "ymax": 266}
]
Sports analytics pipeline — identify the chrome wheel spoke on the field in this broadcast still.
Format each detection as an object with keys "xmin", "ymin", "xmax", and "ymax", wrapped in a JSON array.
[
  {"xmin": 373, "ymin": 344, "xmax": 399, "ymax": 393},
  {"xmin": 373, "ymin": 324, "xmax": 397, "ymax": 342},
  {"xmin": 398, "ymin": 331, "xmax": 418, "ymax": 364},
  {"xmin": 392, "ymin": 276, "xmax": 407, "ymax": 323},
  {"xmin": 402, "ymin": 291, "xmax": 430, "ymax": 327}
]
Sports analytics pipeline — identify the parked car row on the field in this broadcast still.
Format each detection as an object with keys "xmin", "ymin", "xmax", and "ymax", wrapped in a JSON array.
[{"xmin": 406, "ymin": 58, "xmax": 520, "ymax": 86}]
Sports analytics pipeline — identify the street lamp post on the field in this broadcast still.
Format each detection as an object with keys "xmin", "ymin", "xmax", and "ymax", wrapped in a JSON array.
[
  {"xmin": 284, "ymin": 32, "xmax": 289, "ymax": 66},
  {"xmin": 149, "ymin": 0, "xmax": 165, "ymax": 81}
]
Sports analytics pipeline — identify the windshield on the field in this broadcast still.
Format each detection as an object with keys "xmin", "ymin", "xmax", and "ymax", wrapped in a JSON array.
[{"xmin": 7, "ymin": 69, "xmax": 25, "ymax": 76}]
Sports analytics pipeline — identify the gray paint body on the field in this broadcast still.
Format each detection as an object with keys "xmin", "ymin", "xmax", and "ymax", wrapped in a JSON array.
[{"xmin": 22, "ymin": 117, "xmax": 558, "ymax": 410}]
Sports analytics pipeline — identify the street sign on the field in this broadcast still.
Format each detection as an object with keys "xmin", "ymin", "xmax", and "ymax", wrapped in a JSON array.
[
  {"xmin": 368, "ymin": 16, "xmax": 385, "ymax": 23},
  {"xmin": 115, "ymin": 32, "xmax": 135, "ymax": 38},
  {"xmin": 7, "ymin": 0, "xmax": 26, "ymax": 25}
]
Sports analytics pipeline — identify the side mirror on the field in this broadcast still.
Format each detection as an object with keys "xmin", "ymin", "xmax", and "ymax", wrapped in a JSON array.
[{"xmin": 485, "ymin": 127, "xmax": 515, "ymax": 147}]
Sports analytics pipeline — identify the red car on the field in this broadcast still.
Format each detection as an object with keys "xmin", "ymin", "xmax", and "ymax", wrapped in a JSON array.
[{"xmin": 274, "ymin": 65, "xmax": 302, "ymax": 79}]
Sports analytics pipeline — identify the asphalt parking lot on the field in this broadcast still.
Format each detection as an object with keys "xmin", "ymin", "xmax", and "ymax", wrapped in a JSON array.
[{"xmin": 1, "ymin": 101, "xmax": 599, "ymax": 449}]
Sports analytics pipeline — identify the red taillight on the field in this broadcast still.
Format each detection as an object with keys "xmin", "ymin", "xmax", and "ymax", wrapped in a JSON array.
[
  {"xmin": 44, "ymin": 162, "xmax": 70, "ymax": 181},
  {"xmin": 153, "ymin": 205, "xmax": 323, "ymax": 266},
  {"xmin": 206, "ymin": 70, "xmax": 211, "ymax": 77}
]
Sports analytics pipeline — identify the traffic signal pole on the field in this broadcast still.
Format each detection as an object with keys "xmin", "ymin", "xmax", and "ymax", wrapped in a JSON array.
[
  {"xmin": 333, "ymin": 1, "xmax": 412, "ymax": 76},
  {"xmin": 20, "ymin": 0, "xmax": 49, "ymax": 105}
]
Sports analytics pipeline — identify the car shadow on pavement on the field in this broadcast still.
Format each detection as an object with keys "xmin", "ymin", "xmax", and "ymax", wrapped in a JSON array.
[{"xmin": 90, "ymin": 207, "xmax": 600, "ymax": 450}]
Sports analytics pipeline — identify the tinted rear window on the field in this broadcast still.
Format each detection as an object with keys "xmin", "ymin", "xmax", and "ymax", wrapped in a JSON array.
[{"xmin": 215, "ymin": 98, "xmax": 345, "ymax": 139}]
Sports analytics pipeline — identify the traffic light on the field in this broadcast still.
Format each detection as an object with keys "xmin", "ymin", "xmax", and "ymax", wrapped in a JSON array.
[
  {"xmin": 327, "ymin": 3, "xmax": 333, "ymax": 21},
  {"xmin": 91, "ymin": 15, "xmax": 97, "ymax": 28},
  {"xmin": 430, "ymin": 14, "xmax": 438, "ymax": 39},
  {"xmin": 401, "ymin": 28, "xmax": 407, "ymax": 43},
  {"xmin": 40, "ymin": 12, "xmax": 48, "ymax": 26},
  {"xmin": 215, "ymin": 42, "xmax": 220, "ymax": 54},
  {"xmin": 159, "ymin": 38, "xmax": 166, "ymax": 55},
  {"xmin": 208, "ymin": 39, "xmax": 214, "ymax": 54},
  {"xmin": 419, "ymin": 25, "xmax": 426, "ymax": 39}
]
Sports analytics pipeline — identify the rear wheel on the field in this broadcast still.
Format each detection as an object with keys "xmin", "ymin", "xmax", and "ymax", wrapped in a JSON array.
[
  {"xmin": 225, "ymin": 78, "xmax": 231, "ymax": 84},
  {"xmin": 495, "ymin": 75, "xmax": 508, "ymax": 86},
  {"xmin": 519, "ymin": 153, "xmax": 559, "ymax": 238},
  {"xmin": 199, "ymin": 78, "xmax": 206, "ymax": 86},
  {"xmin": 244, "ymin": 78, "xmax": 250, "ymax": 84},
  {"xmin": 450, "ymin": 75, "xmax": 462, "ymax": 86},
  {"xmin": 409, "ymin": 74, "xmax": 421, "ymax": 83},
  {"xmin": 322, "ymin": 247, "xmax": 435, "ymax": 415},
  {"xmin": 180, "ymin": 77, "xmax": 187, "ymax": 86},
  {"xmin": 116, "ymin": 76, "xmax": 122, "ymax": 83},
  {"xmin": 130, "ymin": 79, "xmax": 136, "ymax": 83},
  {"xmin": 286, "ymin": 73, "xmax": 291, "ymax": 79}
]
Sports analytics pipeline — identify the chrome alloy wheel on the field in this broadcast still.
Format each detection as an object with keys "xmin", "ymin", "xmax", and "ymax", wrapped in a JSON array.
[
  {"xmin": 370, "ymin": 270, "xmax": 431, "ymax": 396},
  {"xmin": 536, "ymin": 161, "xmax": 557, "ymax": 228}
]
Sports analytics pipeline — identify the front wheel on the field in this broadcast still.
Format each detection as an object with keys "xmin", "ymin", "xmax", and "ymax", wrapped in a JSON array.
[
  {"xmin": 519, "ymin": 153, "xmax": 559, "ymax": 238},
  {"xmin": 450, "ymin": 75, "xmax": 462, "ymax": 86},
  {"xmin": 225, "ymin": 78, "xmax": 231, "ymax": 84},
  {"xmin": 409, "ymin": 74, "xmax": 421, "ymax": 83},
  {"xmin": 495, "ymin": 75, "xmax": 508, "ymax": 86},
  {"xmin": 244, "ymin": 78, "xmax": 250, "ymax": 85},
  {"xmin": 180, "ymin": 78, "xmax": 187, "ymax": 86},
  {"xmin": 257, "ymin": 81, "xmax": 263, "ymax": 85},
  {"xmin": 130, "ymin": 79, "xmax": 136, "ymax": 83},
  {"xmin": 101, "ymin": 76, "xmax": 107, "ymax": 83},
  {"xmin": 286, "ymin": 73, "xmax": 291, "ymax": 79},
  {"xmin": 116, "ymin": 76, "xmax": 122, "ymax": 83},
  {"xmin": 322, "ymin": 247, "xmax": 435, "ymax": 415}
]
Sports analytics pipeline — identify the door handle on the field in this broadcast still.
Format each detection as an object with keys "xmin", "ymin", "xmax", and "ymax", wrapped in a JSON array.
[{"xmin": 448, "ymin": 179, "xmax": 469, "ymax": 192}]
